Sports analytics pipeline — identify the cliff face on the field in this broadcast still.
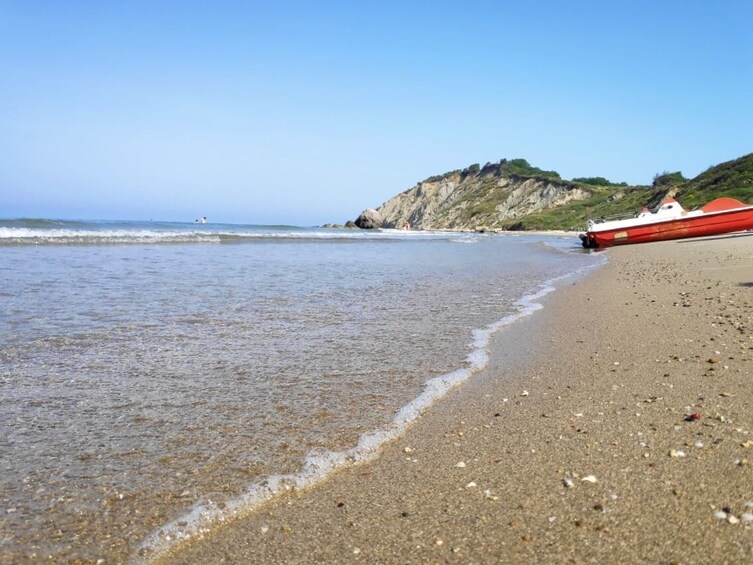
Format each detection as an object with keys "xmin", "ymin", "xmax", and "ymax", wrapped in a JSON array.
[{"xmin": 375, "ymin": 164, "xmax": 590, "ymax": 230}]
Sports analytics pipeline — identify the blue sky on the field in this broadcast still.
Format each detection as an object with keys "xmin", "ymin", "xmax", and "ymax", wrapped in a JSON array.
[{"xmin": 1, "ymin": 1, "xmax": 751, "ymax": 225}]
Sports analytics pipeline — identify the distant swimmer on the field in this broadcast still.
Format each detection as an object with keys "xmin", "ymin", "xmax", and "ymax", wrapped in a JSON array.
[{"xmin": 194, "ymin": 216, "xmax": 208, "ymax": 224}]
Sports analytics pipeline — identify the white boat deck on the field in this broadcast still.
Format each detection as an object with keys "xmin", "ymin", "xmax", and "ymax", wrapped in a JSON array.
[{"xmin": 588, "ymin": 200, "xmax": 702, "ymax": 233}]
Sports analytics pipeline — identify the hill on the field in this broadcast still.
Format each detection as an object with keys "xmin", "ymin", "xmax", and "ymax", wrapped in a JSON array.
[{"xmin": 352, "ymin": 153, "xmax": 753, "ymax": 231}]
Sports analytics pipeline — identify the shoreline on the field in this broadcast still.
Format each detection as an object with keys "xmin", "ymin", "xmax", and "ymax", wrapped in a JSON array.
[
  {"xmin": 137, "ymin": 244, "xmax": 599, "ymax": 561},
  {"xmin": 158, "ymin": 235, "xmax": 753, "ymax": 564}
]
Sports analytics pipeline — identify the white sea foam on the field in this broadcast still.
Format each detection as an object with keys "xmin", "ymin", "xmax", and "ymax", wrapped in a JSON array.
[
  {"xmin": 0, "ymin": 226, "xmax": 485, "ymax": 246},
  {"xmin": 0, "ymin": 227, "xmax": 223, "ymax": 244},
  {"xmin": 134, "ymin": 259, "xmax": 603, "ymax": 563}
]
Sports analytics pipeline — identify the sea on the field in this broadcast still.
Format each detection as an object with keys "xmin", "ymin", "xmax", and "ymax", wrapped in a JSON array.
[{"xmin": 0, "ymin": 219, "xmax": 603, "ymax": 562}]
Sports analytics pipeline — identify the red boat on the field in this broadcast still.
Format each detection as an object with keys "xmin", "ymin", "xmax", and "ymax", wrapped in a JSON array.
[{"xmin": 580, "ymin": 197, "xmax": 753, "ymax": 248}]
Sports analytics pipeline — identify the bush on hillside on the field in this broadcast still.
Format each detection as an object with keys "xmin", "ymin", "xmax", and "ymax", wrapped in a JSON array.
[
  {"xmin": 653, "ymin": 171, "xmax": 688, "ymax": 188},
  {"xmin": 501, "ymin": 158, "xmax": 561, "ymax": 179},
  {"xmin": 573, "ymin": 176, "xmax": 612, "ymax": 186}
]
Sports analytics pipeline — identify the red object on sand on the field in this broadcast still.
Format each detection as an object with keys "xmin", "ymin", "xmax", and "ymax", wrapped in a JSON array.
[{"xmin": 580, "ymin": 197, "xmax": 753, "ymax": 248}]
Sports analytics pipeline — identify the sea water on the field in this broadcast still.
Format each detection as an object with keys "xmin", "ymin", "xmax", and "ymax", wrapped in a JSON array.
[{"xmin": 0, "ymin": 219, "xmax": 602, "ymax": 562}]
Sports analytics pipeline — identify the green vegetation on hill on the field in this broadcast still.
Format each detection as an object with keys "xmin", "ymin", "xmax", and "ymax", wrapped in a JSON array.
[
  {"xmin": 499, "ymin": 158, "xmax": 561, "ymax": 180},
  {"xmin": 421, "ymin": 158, "xmax": 562, "ymax": 184},
  {"xmin": 675, "ymin": 153, "xmax": 753, "ymax": 208},
  {"xmin": 506, "ymin": 186, "xmax": 654, "ymax": 231},
  {"xmin": 572, "ymin": 176, "xmax": 628, "ymax": 187},
  {"xmin": 507, "ymin": 153, "xmax": 753, "ymax": 230},
  {"xmin": 653, "ymin": 171, "xmax": 688, "ymax": 189}
]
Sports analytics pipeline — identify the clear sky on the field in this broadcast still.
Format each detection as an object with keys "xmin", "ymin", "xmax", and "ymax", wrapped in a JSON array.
[{"xmin": 1, "ymin": 1, "xmax": 751, "ymax": 225}]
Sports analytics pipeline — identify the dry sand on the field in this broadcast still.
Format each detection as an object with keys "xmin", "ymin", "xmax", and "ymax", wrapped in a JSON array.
[{"xmin": 157, "ymin": 235, "xmax": 753, "ymax": 564}]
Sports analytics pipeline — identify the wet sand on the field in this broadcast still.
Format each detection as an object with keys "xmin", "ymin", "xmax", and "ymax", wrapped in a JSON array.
[{"xmin": 157, "ymin": 235, "xmax": 753, "ymax": 564}]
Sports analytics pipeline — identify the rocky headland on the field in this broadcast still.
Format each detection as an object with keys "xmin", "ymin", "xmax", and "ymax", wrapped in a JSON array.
[{"xmin": 348, "ymin": 153, "xmax": 753, "ymax": 232}]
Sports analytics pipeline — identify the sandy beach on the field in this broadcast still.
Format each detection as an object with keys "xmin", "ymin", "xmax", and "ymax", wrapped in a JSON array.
[{"xmin": 157, "ymin": 235, "xmax": 753, "ymax": 564}]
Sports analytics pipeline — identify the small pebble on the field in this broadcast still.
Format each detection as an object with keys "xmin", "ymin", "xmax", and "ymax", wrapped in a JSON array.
[
  {"xmin": 455, "ymin": 461, "xmax": 466, "ymax": 468},
  {"xmin": 465, "ymin": 481, "xmax": 477, "ymax": 489},
  {"xmin": 563, "ymin": 477, "xmax": 574, "ymax": 488},
  {"xmin": 669, "ymin": 449, "xmax": 687, "ymax": 458},
  {"xmin": 741, "ymin": 513, "xmax": 753, "ymax": 523},
  {"xmin": 728, "ymin": 515, "xmax": 740, "ymax": 525},
  {"xmin": 521, "ymin": 390, "xmax": 529, "ymax": 397},
  {"xmin": 714, "ymin": 510, "xmax": 728, "ymax": 520},
  {"xmin": 261, "ymin": 526, "xmax": 269, "ymax": 534},
  {"xmin": 435, "ymin": 539, "xmax": 443, "ymax": 546},
  {"xmin": 404, "ymin": 447, "xmax": 414, "ymax": 454},
  {"xmin": 581, "ymin": 475, "xmax": 597, "ymax": 483}
]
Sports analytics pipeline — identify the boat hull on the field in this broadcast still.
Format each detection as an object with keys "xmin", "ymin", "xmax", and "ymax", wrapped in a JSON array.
[{"xmin": 582, "ymin": 206, "xmax": 753, "ymax": 248}]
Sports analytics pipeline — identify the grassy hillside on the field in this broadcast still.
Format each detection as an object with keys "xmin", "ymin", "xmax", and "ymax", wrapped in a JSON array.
[
  {"xmin": 507, "ymin": 152, "xmax": 753, "ymax": 231},
  {"xmin": 506, "ymin": 185, "xmax": 654, "ymax": 231},
  {"xmin": 675, "ymin": 153, "xmax": 753, "ymax": 208}
]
